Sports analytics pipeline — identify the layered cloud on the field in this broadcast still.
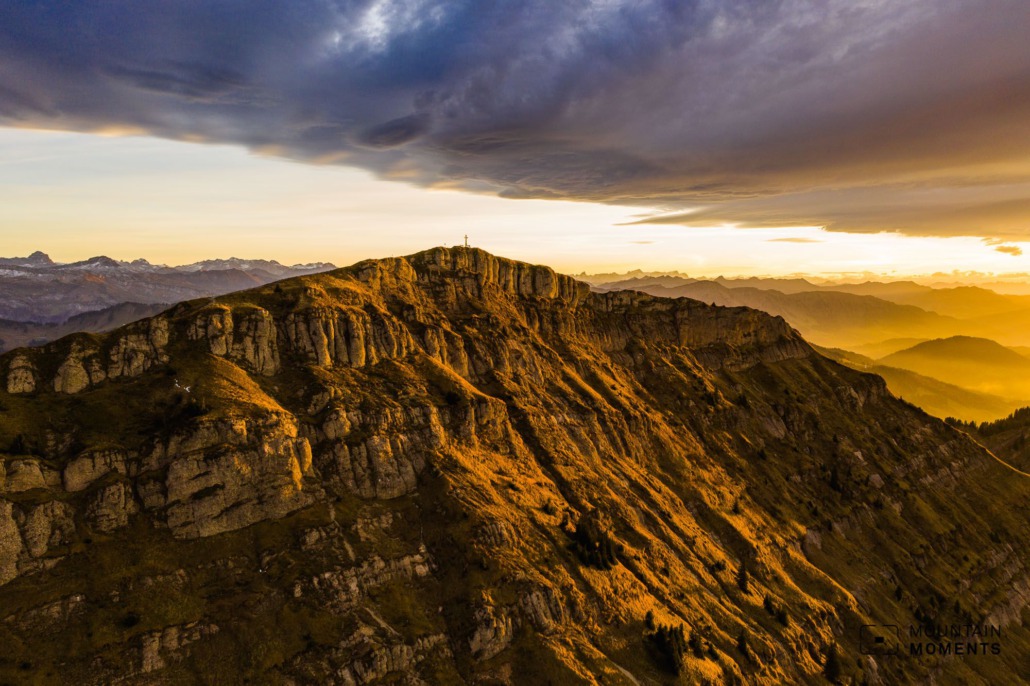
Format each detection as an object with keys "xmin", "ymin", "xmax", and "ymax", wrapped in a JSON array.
[{"xmin": 1, "ymin": 0, "xmax": 1028, "ymax": 238}]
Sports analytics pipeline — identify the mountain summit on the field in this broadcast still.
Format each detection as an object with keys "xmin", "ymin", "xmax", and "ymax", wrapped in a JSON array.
[
  {"xmin": 0, "ymin": 251, "xmax": 54, "ymax": 268},
  {"xmin": 1, "ymin": 247, "xmax": 1027, "ymax": 684}
]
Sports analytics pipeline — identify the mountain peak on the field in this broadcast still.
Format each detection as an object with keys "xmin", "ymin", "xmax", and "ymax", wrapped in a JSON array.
[
  {"xmin": 350, "ymin": 246, "xmax": 593, "ymax": 304},
  {"xmin": 66, "ymin": 255, "xmax": 122, "ymax": 270},
  {"xmin": 878, "ymin": 335, "xmax": 1030, "ymax": 401},
  {"xmin": 0, "ymin": 251, "xmax": 55, "ymax": 268},
  {"xmin": 892, "ymin": 335, "xmax": 1029, "ymax": 361}
]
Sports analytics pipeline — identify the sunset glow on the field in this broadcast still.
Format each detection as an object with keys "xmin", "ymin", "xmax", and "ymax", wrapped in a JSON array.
[{"xmin": 3, "ymin": 128, "xmax": 1029, "ymax": 280}]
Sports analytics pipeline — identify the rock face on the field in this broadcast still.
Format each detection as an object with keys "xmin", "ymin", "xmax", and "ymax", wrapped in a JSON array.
[
  {"xmin": 0, "ymin": 247, "xmax": 1028, "ymax": 685},
  {"xmin": 5, "ymin": 317, "xmax": 171, "ymax": 396},
  {"xmin": 4, "ymin": 354, "xmax": 35, "ymax": 393}
]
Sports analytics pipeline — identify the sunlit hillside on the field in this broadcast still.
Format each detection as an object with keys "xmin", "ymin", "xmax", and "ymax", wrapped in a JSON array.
[
  {"xmin": 596, "ymin": 277, "xmax": 1030, "ymax": 422},
  {"xmin": 880, "ymin": 336, "xmax": 1030, "ymax": 400}
]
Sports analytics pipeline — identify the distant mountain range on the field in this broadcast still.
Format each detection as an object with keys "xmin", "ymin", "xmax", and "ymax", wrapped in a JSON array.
[
  {"xmin": 0, "ymin": 251, "xmax": 336, "ymax": 339},
  {"xmin": 0, "ymin": 251, "xmax": 334, "ymax": 277}
]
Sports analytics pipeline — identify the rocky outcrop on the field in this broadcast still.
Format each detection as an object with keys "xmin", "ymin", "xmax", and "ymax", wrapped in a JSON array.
[
  {"xmin": 282, "ymin": 306, "xmax": 417, "ymax": 369},
  {"xmin": 52, "ymin": 341, "xmax": 100, "ymax": 394},
  {"xmin": 0, "ymin": 501, "xmax": 20, "ymax": 585},
  {"xmin": 229, "ymin": 308, "xmax": 280, "ymax": 374},
  {"xmin": 466, "ymin": 586, "xmax": 565, "ymax": 662},
  {"xmin": 298, "ymin": 548, "xmax": 433, "ymax": 609},
  {"xmin": 0, "ymin": 498, "xmax": 75, "ymax": 584},
  {"xmin": 409, "ymin": 246, "xmax": 590, "ymax": 304},
  {"xmin": 63, "ymin": 450, "xmax": 131, "ymax": 492},
  {"xmin": 20, "ymin": 501, "xmax": 75, "ymax": 558},
  {"xmin": 2, "ymin": 593, "xmax": 86, "ymax": 633},
  {"xmin": 342, "ymin": 633, "xmax": 450, "ymax": 685},
  {"xmin": 106, "ymin": 316, "xmax": 170, "ymax": 379},
  {"xmin": 468, "ymin": 603, "xmax": 516, "ymax": 660},
  {"xmin": 146, "ymin": 418, "xmax": 317, "ymax": 539},
  {"xmin": 3, "ymin": 459, "xmax": 48, "ymax": 493},
  {"xmin": 85, "ymin": 481, "xmax": 139, "ymax": 533},
  {"xmin": 188, "ymin": 308, "xmax": 234, "ymax": 357},
  {"xmin": 518, "ymin": 585, "xmax": 565, "ymax": 633},
  {"xmin": 5, "ymin": 354, "xmax": 36, "ymax": 394},
  {"xmin": 187, "ymin": 302, "xmax": 426, "ymax": 373},
  {"xmin": 10, "ymin": 317, "xmax": 172, "ymax": 396},
  {"xmin": 140, "ymin": 621, "xmax": 220, "ymax": 674},
  {"xmin": 317, "ymin": 406, "xmax": 444, "ymax": 499}
]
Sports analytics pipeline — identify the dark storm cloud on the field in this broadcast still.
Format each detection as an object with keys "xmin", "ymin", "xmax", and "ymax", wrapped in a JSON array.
[
  {"xmin": 1, "ymin": 0, "xmax": 1029, "ymax": 238},
  {"xmin": 358, "ymin": 114, "xmax": 431, "ymax": 148},
  {"xmin": 104, "ymin": 62, "xmax": 252, "ymax": 103},
  {"xmin": 630, "ymin": 182, "xmax": 1030, "ymax": 238}
]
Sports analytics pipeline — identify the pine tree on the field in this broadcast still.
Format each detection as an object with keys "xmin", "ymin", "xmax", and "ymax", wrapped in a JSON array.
[
  {"xmin": 823, "ymin": 642, "xmax": 842, "ymax": 683},
  {"xmin": 736, "ymin": 630, "xmax": 749, "ymax": 655},
  {"xmin": 688, "ymin": 629, "xmax": 704, "ymax": 658},
  {"xmin": 573, "ymin": 509, "xmax": 620, "ymax": 570},
  {"xmin": 736, "ymin": 563, "xmax": 750, "ymax": 593},
  {"xmin": 647, "ymin": 622, "xmax": 686, "ymax": 675}
]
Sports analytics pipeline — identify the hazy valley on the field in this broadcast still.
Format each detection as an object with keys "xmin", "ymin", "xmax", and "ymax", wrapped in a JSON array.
[{"xmin": 592, "ymin": 275, "xmax": 1030, "ymax": 423}]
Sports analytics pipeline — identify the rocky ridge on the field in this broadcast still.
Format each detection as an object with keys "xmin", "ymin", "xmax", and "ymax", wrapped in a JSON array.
[{"xmin": 0, "ymin": 247, "xmax": 1028, "ymax": 684}]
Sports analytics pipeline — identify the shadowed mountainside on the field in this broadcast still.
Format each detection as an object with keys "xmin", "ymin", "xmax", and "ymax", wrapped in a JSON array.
[{"xmin": 1, "ymin": 248, "xmax": 1028, "ymax": 684}]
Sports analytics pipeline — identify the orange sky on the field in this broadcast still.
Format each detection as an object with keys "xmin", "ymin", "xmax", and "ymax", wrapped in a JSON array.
[{"xmin": 2, "ymin": 128, "xmax": 1029, "ymax": 280}]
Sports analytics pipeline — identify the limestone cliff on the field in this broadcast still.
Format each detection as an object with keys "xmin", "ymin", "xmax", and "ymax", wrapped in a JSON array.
[{"xmin": 0, "ymin": 247, "xmax": 1027, "ymax": 684}]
